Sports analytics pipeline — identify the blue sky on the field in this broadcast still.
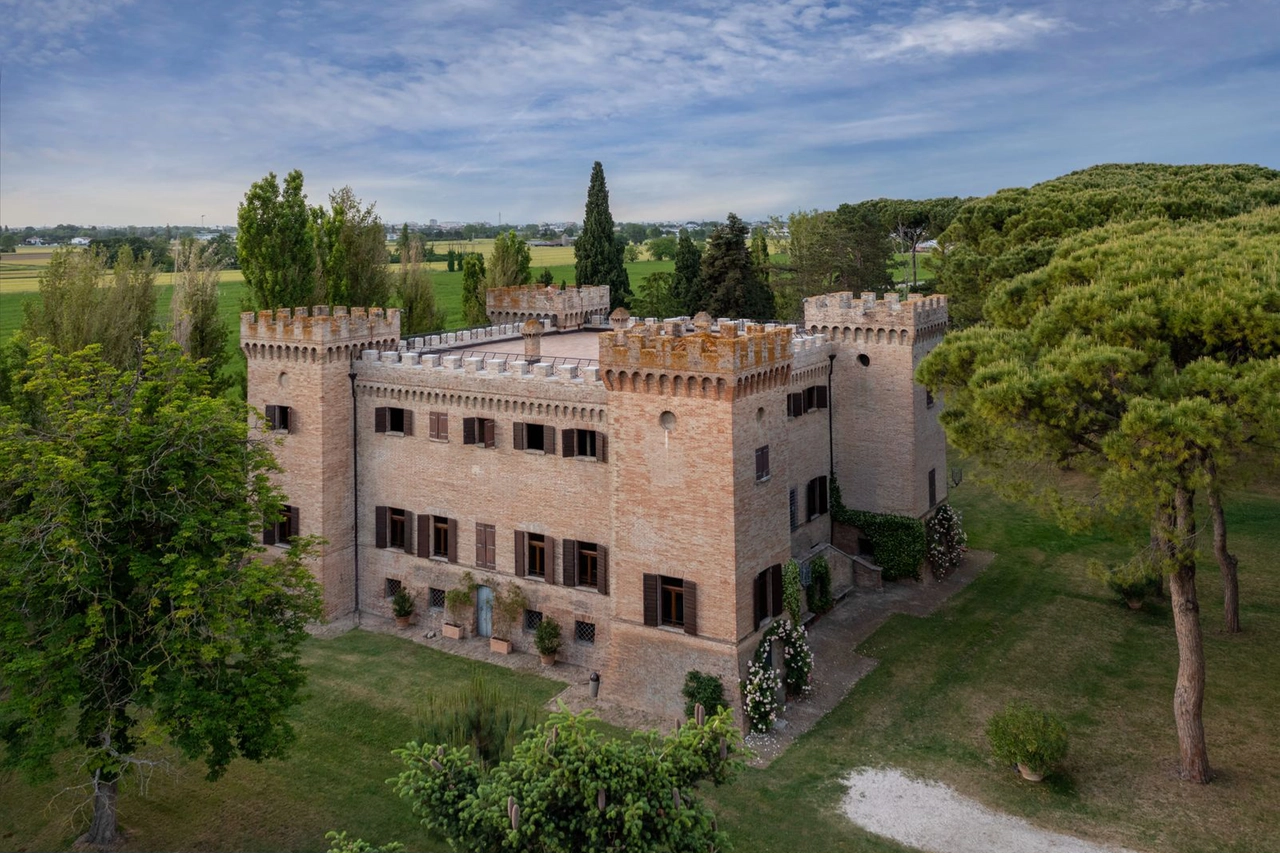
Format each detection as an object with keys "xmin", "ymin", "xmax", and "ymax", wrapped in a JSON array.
[{"xmin": 2, "ymin": 0, "xmax": 1277, "ymax": 226}]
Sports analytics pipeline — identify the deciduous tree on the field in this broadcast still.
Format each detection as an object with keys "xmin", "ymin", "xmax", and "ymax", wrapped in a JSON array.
[
  {"xmin": 461, "ymin": 253, "xmax": 488, "ymax": 327},
  {"xmin": 671, "ymin": 228, "xmax": 704, "ymax": 316},
  {"xmin": 574, "ymin": 162, "xmax": 631, "ymax": 310},
  {"xmin": 236, "ymin": 169, "xmax": 316, "ymax": 310},
  {"xmin": 632, "ymin": 271, "xmax": 680, "ymax": 319},
  {"xmin": 397, "ymin": 237, "xmax": 446, "ymax": 336},
  {"xmin": 0, "ymin": 336, "xmax": 323, "ymax": 844},
  {"xmin": 313, "ymin": 185, "xmax": 391, "ymax": 307},
  {"xmin": 486, "ymin": 230, "xmax": 532, "ymax": 291},
  {"xmin": 170, "ymin": 237, "xmax": 229, "ymax": 388}
]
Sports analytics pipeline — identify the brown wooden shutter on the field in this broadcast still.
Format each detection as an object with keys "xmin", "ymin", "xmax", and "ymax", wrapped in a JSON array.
[
  {"xmin": 262, "ymin": 514, "xmax": 277, "ymax": 546},
  {"xmin": 403, "ymin": 510, "xmax": 415, "ymax": 554},
  {"xmin": 756, "ymin": 446, "xmax": 768, "ymax": 479},
  {"xmin": 683, "ymin": 580, "xmax": 698, "ymax": 636},
  {"xmin": 286, "ymin": 407, "xmax": 296, "ymax": 433},
  {"xmin": 819, "ymin": 476, "xmax": 829, "ymax": 515},
  {"xmin": 447, "ymin": 517, "xmax": 458, "ymax": 563},
  {"xmin": 546, "ymin": 537, "xmax": 557, "ymax": 584},
  {"xmin": 483, "ymin": 418, "xmax": 496, "ymax": 448},
  {"xmin": 463, "ymin": 417, "xmax": 476, "ymax": 445},
  {"xmin": 514, "ymin": 531, "xmax": 526, "ymax": 576},
  {"xmin": 417, "ymin": 514, "xmax": 430, "ymax": 558},
  {"xmin": 475, "ymin": 522, "xmax": 485, "ymax": 566},
  {"xmin": 643, "ymin": 574, "xmax": 659, "ymax": 626},
  {"xmin": 375, "ymin": 407, "xmax": 388, "ymax": 433},
  {"xmin": 769, "ymin": 563, "xmax": 784, "ymax": 617},
  {"xmin": 816, "ymin": 385, "xmax": 828, "ymax": 409},
  {"xmin": 375, "ymin": 505, "xmax": 388, "ymax": 548},
  {"xmin": 546, "ymin": 427, "xmax": 556, "ymax": 455},
  {"xmin": 561, "ymin": 428, "xmax": 576, "ymax": 458},
  {"xmin": 513, "ymin": 422, "xmax": 526, "ymax": 451},
  {"xmin": 597, "ymin": 432, "xmax": 607, "ymax": 462},
  {"xmin": 787, "ymin": 393, "xmax": 801, "ymax": 418},
  {"xmin": 597, "ymin": 545, "xmax": 608, "ymax": 595},
  {"xmin": 402, "ymin": 409, "xmax": 413, "ymax": 436},
  {"xmin": 265, "ymin": 404, "xmax": 278, "ymax": 430},
  {"xmin": 288, "ymin": 506, "xmax": 299, "ymax": 540},
  {"xmin": 562, "ymin": 539, "xmax": 578, "ymax": 587}
]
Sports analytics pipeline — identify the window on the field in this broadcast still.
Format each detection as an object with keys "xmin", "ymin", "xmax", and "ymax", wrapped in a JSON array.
[
  {"xmin": 263, "ymin": 504, "xmax": 299, "ymax": 545},
  {"xmin": 753, "ymin": 564, "xmax": 784, "ymax": 630},
  {"xmin": 385, "ymin": 578, "xmax": 402, "ymax": 598},
  {"xmin": 561, "ymin": 428, "xmax": 608, "ymax": 461},
  {"xmin": 643, "ymin": 574, "xmax": 697, "ymax": 635},
  {"xmin": 524, "ymin": 609, "xmax": 543, "ymax": 632},
  {"xmin": 375, "ymin": 506, "xmax": 414, "ymax": 553},
  {"xmin": 475, "ymin": 523, "xmax": 496, "ymax": 569},
  {"xmin": 415, "ymin": 514, "xmax": 457, "ymax": 562},
  {"xmin": 789, "ymin": 488, "xmax": 798, "ymax": 531},
  {"xmin": 428, "ymin": 411, "xmax": 448, "ymax": 441},
  {"xmin": 928, "ymin": 468, "xmax": 937, "ymax": 508},
  {"xmin": 528, "ymin": 534, "xmax": 547, "ymax": 578},
  {"xmin": 515, "ymin": 530, "xmax": 556, "ymax": 582},
  {"xmin": 265, "ymin": 404, "xmax": 292, "ymax": 433},
  {"xmin": 787, "ymin": 392, "xmax": 803, "ymax": 418},
  {"xmin": 428, "ymin": 587, "xmax": 446, "ymax": 610},
  {"xmin": 755, "ymin": 446, "xmax": 770, "ymax": 481},
  {"xmin": 562, "ymin": 540, "xmax": 608, "ymax": 593},
  {"xmin": 788, "ymin": 386, "xmax": 828, "ymax": 418},
  {"xmin": 463, "ymin": 417, "xmax": 496, "ymax": 448},
  {"xmin": 575, "ymin": 620, "xmax": 596, "ymax": 644},
  {"xmin": 375, "ymin": 406, "xmax": 413, "ymax": 435},
  {"xmin": 806, "ymin": 475, "xmax": 829, "ymax": 521},
  {"xmin": 513, "ymin": 422, "xmax": 554, "ymax": 453}
]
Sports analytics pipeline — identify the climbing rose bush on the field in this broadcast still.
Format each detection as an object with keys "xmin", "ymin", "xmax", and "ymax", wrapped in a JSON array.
[
  {"xmin": 764, "ymin": 619, "xmax": 814, "ymax": 698},
  {"xmin": 742, "ymin": 660, "xmax": 782, "ymax": 733},
  {"xmin": 927, "ymin": 503, "xmax": 967, "ymax": 580}
]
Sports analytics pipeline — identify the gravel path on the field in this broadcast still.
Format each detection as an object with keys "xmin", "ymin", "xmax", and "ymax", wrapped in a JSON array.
[{"xmin": 841, "ymin": 768, "xmax": 1139, "ymax": 853}]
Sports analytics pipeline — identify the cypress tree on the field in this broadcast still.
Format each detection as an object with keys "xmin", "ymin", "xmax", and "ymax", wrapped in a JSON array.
[
  {"xmin": 671, "ymin": 228, "xmax": 704, "ymax": 316},
  {"xmin": 703, "ymin": 213, "xmax": 774, "ymax": 321},
  {"xmin": 574, "ymin": 162, "xmax": 631, "ymax": 311}
]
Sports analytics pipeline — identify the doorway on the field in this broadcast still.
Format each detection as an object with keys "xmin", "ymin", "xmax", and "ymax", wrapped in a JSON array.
[{"xmin": 475, "ymin": 585, "xmax": 493, "ymax": 638}]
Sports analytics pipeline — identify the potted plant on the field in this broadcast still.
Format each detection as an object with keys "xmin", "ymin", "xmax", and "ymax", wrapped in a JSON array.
[
  {"xmin": 391, "ymin": 587, "xmax": 417, "ymax": 628},
  {"xmin": 443, "ymin": 573, "xmax": 476, "ymax": 640},
  {"xmin": 986, "ymin": 701, "xmax": 1068, "ymax": 781},
  {"xmin": 490, "ymin": 583, "xmax": 527, "ymax": 655},
  {"xmin": 534, "ymin": 616, "xmax": 562, "ymax": 666}
]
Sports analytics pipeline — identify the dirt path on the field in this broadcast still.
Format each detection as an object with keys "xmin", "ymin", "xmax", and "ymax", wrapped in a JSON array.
[{"xmin": 842, "ymin": 768, "xmax": 1139, "ymax": 853}]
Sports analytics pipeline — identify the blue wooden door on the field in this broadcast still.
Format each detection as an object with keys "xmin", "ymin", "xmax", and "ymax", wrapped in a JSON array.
[{"xmin": 476, "ymin": 585, "xmax": 493, "ymax": 638}]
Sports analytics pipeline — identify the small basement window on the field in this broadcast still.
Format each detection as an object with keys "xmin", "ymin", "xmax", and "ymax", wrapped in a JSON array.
[
  {"xmin": 524, "ymin": 609, "xmax": 544, "ymax": 632},
  {"xmin": 428, "ymin": 587, "xmax": 446, "ymax": 611},
  {"xmin": 575, "ymin": 620, "xmax": 596, "ymax": 644},
  {"xmin": 385, "ymin": 578, "xmax": 403, "ymax": 598}
]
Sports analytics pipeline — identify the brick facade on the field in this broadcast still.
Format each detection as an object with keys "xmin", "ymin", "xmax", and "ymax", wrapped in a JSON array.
[{"xmin": 242, "ymin": 290, "xmax": 948, "ymax": 722}]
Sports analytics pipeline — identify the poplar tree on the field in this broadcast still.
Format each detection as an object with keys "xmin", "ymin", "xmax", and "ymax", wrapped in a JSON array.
[
  {"xmin": 702, "ymin": 213, "xmax": 774, "ymax": 321},
  {"xmin": 574, "ymin": 161, "xmax": 631, "ymax": 310},
  {"xmin": 671, "ymin": 228, "xmax": 704, "ymax": 316},
  {"xmin": 170, "ymin": 237, "xmax": 229, "ymax": 388},
  {"xmin": 461, "ymin": 253, "xmax": 488, "ymax": 327},
  {"xmin": 236, "ymin": 170, "xmax": 316, "ymax": 310},
  {"xmin": 486, "ymin": 230, "xmax": 533, "ymax": 290}
]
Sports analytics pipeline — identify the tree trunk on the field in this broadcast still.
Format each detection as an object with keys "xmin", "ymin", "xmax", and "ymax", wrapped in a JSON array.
[
  {"xmin": 1167, "ymin": 488, "xmax": 1212, "ymax": 783},
  {"xmin": 80, "ymin": 773, "xmax": 120, "ymax": 846},
  {"xmin": 1205, "ymin": 461, "xmax": 1241, "ymax": 633}
]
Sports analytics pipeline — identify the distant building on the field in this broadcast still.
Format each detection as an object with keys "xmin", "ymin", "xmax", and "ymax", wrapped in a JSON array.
[{"xmin": 70, "ymin": 237, "xmax": 91, "ymax": 246}]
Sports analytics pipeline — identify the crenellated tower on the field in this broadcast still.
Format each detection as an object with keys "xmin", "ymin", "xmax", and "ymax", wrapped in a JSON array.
[
  {"xmin": 241, "ymin": 306, "xmax": 401, "ymax": 617},
  {"xmin": 803, "ymin": 292, "xmax": 949, "ymax": 519}
]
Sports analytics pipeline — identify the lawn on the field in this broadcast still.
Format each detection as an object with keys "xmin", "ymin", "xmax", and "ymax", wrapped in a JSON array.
[
  {"xmin": 704, "ymin": 481, "xmax": 1280, "ymax": 853},
  {"xmin": 0, "ymin": 631, "xmax": 568, "ymax": 852}
]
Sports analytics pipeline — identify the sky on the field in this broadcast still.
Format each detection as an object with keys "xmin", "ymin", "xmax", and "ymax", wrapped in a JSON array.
[{"xmin": 1, "ymin": 0, "xmax": 1277, "ymax": 227}]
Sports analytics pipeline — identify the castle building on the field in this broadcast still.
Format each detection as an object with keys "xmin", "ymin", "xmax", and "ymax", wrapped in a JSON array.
[{"xmin": 241, "ymin": 288, "xmax": 948, "ymax": 719}]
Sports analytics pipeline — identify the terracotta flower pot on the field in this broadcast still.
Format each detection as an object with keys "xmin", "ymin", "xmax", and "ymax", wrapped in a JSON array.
[
  {"xmin": 395, "ymin": 615, "xmax": 411, "ymax": 628},
  {"xmin": 1017, "ymin": 763, "xmax": 1046, "ymax": 782},
  {"xmin": 1126, "ymin": 598, "xmax": 1143, "ymax": 610},
  {"xmin": 442, "ymin": 623, "xmax": 465, "ymax": 640},
  {"xmin": 490, "ymin": 637, "xmax": 513, "ymax": 654},
  {"xmin": 539, "ymin": 653, "xmax": 556, "ymax": 666}
]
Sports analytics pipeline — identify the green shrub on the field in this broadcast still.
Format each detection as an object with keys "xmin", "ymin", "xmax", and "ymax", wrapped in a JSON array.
[
  {"xmin": 391, "ymin": 587, "xmax": 417, "ymax": 618},
  {"xmin": 534, "ymin": 617, "xmax": 562, "ymax": 656},
  {"xmin": 808, "ymin": 556, "xmax": 833, "ymax": 614},
  {"xmin": 413, "ymin": 676, "xmax": 538, "ymax": 770},
  {"xmin": 782, "ymin": 560, "xmax": 803, "ymax": 623},
  {"xmin": 1089, "ymin": 557, "xmax": 1160, "ymax": 605},
  {"xmin": 831, "ymin": 476, "xmax": 926, "ymax": 581},
  {"xmin": 986, "ymin": 701, "xmax": 1068, "ymax": 775},
  {"xmin": 927, "ymin": 503, "xmax": 968, "ymax": 580},
  {"xmin": 682, "ymin": 671, "xmax": 728, "ymax": 719}
]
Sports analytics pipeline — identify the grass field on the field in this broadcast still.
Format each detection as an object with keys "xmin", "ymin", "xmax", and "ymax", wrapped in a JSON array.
[{"xmin": 2, "ymin": 481, "xmax": 1276, "ymax": 851}]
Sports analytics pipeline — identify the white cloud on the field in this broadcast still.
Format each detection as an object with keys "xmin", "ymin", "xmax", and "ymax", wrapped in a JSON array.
[{"xmin": 858, "ymin": 8, "xmax": 1063, "ymax": 60}]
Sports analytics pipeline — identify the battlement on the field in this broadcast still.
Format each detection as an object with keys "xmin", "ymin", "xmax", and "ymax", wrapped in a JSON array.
[
  {"xmin": 599, "ymin": 319, "xmax": 793, "ymax": 375},
  {"xmin": 356, "ymin": 347, "xmax": 605, "ymax": 386},
  {"xmin": 803, "ymin": 292, "xmax": 947, "ymax": 346},
  {"xmin": 240, "ymin": 305, "xmax": 401, "ymax": 344},
  {"xmin": 487, "ymin": 285, "xmax": 610, "ymax": 330}
]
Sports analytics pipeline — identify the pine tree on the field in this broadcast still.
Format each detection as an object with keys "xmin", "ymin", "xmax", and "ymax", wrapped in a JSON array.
[
  {"xmin": 671, "ymin": 229, "xmax": 703, "ymax": 316},
  {"xmin": 702, "ymin": 214, "xmax": 774, "ymax": 321},
  {"xmin": 574, "ymin": 162, "xmax": 631, "ymax": 310}
]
